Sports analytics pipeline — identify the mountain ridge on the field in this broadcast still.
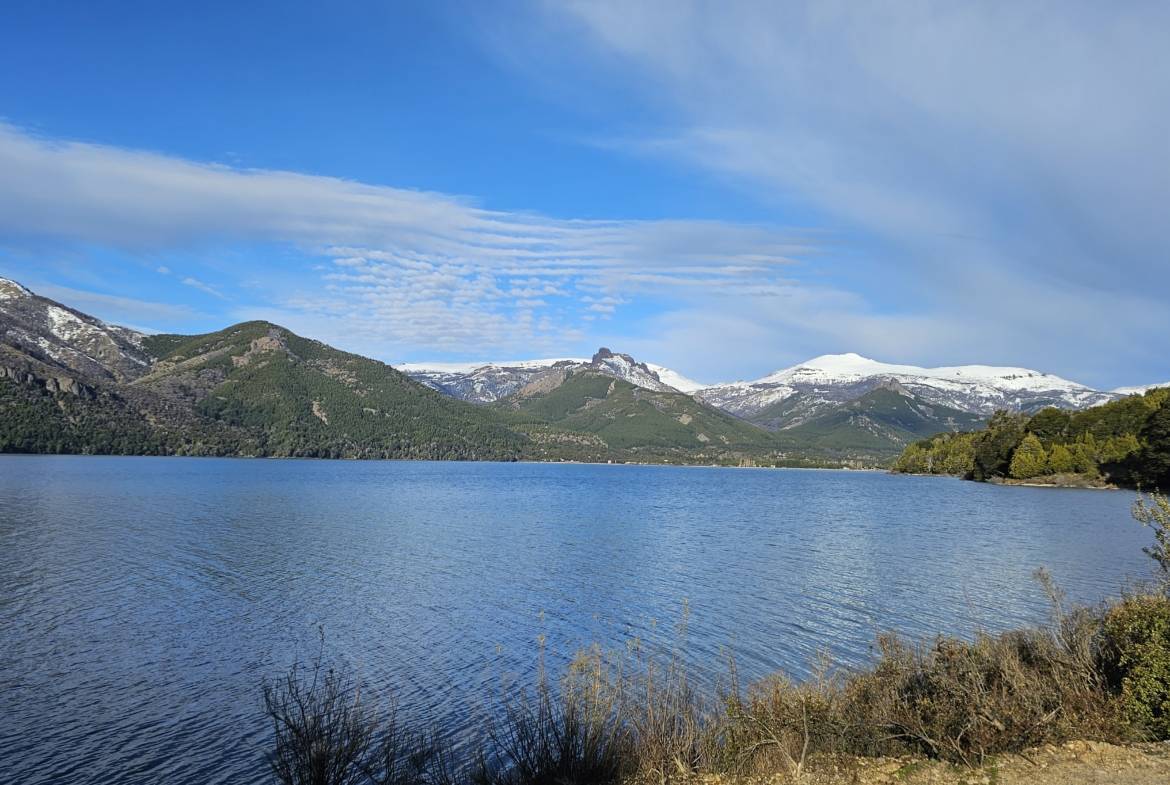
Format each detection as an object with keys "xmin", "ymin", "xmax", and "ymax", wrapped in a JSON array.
[{"xmin": 2, "ymin": 274, "xmax": 1164, "ymax": 464}]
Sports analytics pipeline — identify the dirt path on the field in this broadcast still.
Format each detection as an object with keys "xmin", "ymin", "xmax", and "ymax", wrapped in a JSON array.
[{"xmin": 679, "ymin": 741, "xmax": 1170, "ymax": 785}]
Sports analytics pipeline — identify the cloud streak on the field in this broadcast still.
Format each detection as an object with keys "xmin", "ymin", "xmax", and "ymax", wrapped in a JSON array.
[
  {"xmin": 494, "ymin": 0, "xmax": 1170, "ymax": 386},
  {"xmin": 0, "ymin": 122, "xmax": 815, "ymax": 361}
]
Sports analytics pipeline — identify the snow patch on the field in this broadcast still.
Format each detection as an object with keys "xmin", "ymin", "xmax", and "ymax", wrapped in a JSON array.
[
  {"xmin": 647, "ymin": 364, "xmax": 706, "ymax": 393},
  {"xmin": 396, "ymin": 358, "xmax": 586, "ymax": 374},
  {"xmin": 1113, "ymin": 382, "xmax": 1170, "ymax": 395},
  {"xmin": 0, "ymin": 277, "xmax": 33, "ymax": 301}
]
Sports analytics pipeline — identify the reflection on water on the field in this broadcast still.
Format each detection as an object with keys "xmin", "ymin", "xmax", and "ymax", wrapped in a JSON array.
[{"xmin": 0, "ymin": 456, "xmax": 1150, "ymax": 784}]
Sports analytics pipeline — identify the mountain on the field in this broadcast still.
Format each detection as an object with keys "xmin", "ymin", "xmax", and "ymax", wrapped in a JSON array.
[
  {"xmin": 774, "ymin": 382, "xmax": 987, "ymax": 455},
  {"xmin": 4, "ymin": 274, "xmax": 1161, "ymax": 466},
  {"xmin": 696, "ymin": 353, "xmax": 1120, "ymax": 429},
  {"xmin": 0, "ymin": 278, "xmax": 523, "ymax": 459},
  {"xmin": 1114, "ymin": 382, "xmax": 1170, "ymax": 396},
  {"xmin": 489, "ymin": 365, "xmax": 785, "ymax": 463},
  {"xmin": 0, "ymin": 277, "xmax": 786, "ymax": 465},
  {"xmin": 133, "ymin": 322, "xmax": 525, "ymax": 459},
  {"xmin": 0, "ymin": 276, "xmax": 152, "ymax": 388},
  {"xmin": 398, "ymin": 347, "xmax": 705, "ymax": 403},
  {"xmin": 396, "ymin": 358, "xmax": 587, "ymax": 403},
  {"xmin": 1, "ymin": 277, "xmax": 251, "ymax": 454}
]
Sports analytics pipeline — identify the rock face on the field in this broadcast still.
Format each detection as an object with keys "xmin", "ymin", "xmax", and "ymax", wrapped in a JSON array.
[{"xmin": 396, "ymin": 359, "xmax": 586, "ymax": 403}]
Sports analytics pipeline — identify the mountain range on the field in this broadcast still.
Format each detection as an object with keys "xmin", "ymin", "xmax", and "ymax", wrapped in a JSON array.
[
  {"xmin": 399, "ymin": 349, "xmax": 1157, "ymax": 456},
  {"xmin": 1, "ymin": 275, "xmax": 1164, "ymax": 464}
]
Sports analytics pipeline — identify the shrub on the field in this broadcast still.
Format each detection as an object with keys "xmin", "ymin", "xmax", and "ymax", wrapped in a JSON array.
[
  {"xmin": 1133, "ymin": 493, "xmax": 1170, "ymax": 587},
  {"xmin": 263, "ymin": 635, "xmax": 455, "ymax": 785},
  {"xmin": 842, "ymin": 623, "xmax": 1120, "ymax": 766},
  {"xmin": 1103, "ymin": 596, "xmax": 1170, "ymax": 740},
  {"xmin": 473, "ymin": 652, "xmax": 632, "ymax": 785},
  {"xmin": 263, "ymin": 656, "xmax": 376, "ymax": 785}
]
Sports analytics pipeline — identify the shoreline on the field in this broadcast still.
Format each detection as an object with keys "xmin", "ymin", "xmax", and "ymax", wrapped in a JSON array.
[{"xmin": 0, "ymin": 450, "xmax": 889, "ymax": 473}]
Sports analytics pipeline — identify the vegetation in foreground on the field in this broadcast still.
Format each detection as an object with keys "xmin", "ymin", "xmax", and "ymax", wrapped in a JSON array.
[
  {"xmin": 261, "ymin": 495, "xmax": 1170, "ymax": 785},
  {"xmin": 892, "ymin": 387, "xmax": 1170, "ymax": 490}
]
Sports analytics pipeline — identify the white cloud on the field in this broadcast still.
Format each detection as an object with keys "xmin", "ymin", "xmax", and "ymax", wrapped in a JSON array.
[
  {"xmin": 0, "ymin": 122, "xmax": 809, "ymax": 363},
  {"xmin": 488, "ymin": 0, "xmax": 1170, "ymax": 387},
  {"xmin": 181, "ymin": 276, "xmax": 227, "ymax": 299}
]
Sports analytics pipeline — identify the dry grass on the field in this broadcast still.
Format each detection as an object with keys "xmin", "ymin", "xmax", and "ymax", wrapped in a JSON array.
[{"xmin": 264, "ymin": 603, "xmax": 1160, "ymax": 785}]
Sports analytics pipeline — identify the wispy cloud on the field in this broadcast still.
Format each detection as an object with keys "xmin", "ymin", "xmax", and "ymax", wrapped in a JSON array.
[
  {"xmin": 0, "ymin": 122, "xmax": 813, "ymax": 362},
  {"xmin": 490, "ymin": 0, "xmax": 1170, "ymax": 386},
  {"xmin": 181, "ymin": 276, "xmax": 227, "ymax": 299}
]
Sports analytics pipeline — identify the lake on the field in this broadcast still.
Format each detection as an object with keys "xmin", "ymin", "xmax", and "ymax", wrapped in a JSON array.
[{"xmin": 0, "ymin": 456, "xmax": 1153, "ymax": 784}]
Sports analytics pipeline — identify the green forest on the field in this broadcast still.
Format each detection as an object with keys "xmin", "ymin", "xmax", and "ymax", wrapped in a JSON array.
[{"xmin": 892, "ymin": 387, "xmax": 1170, "ymax": 489}]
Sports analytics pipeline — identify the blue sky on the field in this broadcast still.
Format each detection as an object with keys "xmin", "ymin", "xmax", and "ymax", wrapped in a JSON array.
[{"xmin": 1, "ymin": 1, "xmax": 1167, "ymax": 388}]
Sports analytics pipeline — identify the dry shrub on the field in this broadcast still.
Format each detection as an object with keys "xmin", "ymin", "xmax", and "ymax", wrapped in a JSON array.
[
  {"xmin": 473, "ymin": 651, "xmax": 632, "ymax": 785},
  {"xmin": 623, "ymin": 654, "xmax": 720, "ymax": 783},
  {"xmin": 843, "ymin": 627, "xmax": 1120, "ymax": 766},
  {"xmin": 263, "ymin": 633, "xmax": 456, "ymax": 785},
  {"xmin": 723, "ymin": 658, "xmax": 851, "ymax": 778},
  {"xmin": 722, "ymin": 601, "xmax": 1128, "ymax": 770},
  {"xmin": 263, "ymin": 656, "xmax": 377, "ymax": 785}
]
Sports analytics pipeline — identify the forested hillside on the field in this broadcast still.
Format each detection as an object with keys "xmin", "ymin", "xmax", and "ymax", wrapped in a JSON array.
[
  {"xmin": 135, "ymin": 322, "xmax": 526, "ymax": 460},
  {"xmin": 892, "ymin": 388, "xmax": 1170, "ymax": 489}
]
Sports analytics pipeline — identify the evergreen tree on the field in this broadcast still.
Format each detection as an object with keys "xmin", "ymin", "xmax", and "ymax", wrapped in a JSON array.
[
  {"xmin": 973, "ymin": 411, "xmax": 1026, "ymax": 480},
  {"xmin": 1010, "ymin": 433, "xmax": 1049, "ymax": 479},
  {"xmin": 1027, "ymin": 407, "xmax": 1071, "ymax": 442},
  {"xmin": 1131, "ymin": 404, "xmax": 1170, "ymax": 490},
  {"xmin": 1047, "ymin": 443, "xmax": 1076, "ymax": 474}
]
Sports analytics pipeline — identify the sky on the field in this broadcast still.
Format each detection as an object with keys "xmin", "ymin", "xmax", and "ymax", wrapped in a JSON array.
[{"xmin": 0, "ymin": 1, "xmax": 1167, "ymax": 389}]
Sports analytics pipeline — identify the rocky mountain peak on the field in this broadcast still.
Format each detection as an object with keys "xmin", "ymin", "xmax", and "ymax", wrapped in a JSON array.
[
  {"xmin": 0, "ymin": 277, "xmax": 34, "ymax": 301},
  {"xmin": 591, "ymin": 347, "xmax": 616, "ymax": 362},
  {"xmin": 0, "ymin": 277, "xmax": 151, "ymax": 385}
]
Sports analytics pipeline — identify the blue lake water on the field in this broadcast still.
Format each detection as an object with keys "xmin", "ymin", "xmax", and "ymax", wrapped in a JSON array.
[{"xmin": 0, "ymin": 456, "xmax": 1154, "ymax": 784}]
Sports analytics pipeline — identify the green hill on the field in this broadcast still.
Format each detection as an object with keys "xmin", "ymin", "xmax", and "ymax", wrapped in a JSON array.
[
  {"xmin": 134, "ymin": 321, "xmax": 526, "ymax": 460},
  {"xmin": 776, "ymin": 387, "xmax": 985, "ymax": 457},
  {"xmin": 490, "ymin": 368, "xmax": 795, "ymax": 463}
]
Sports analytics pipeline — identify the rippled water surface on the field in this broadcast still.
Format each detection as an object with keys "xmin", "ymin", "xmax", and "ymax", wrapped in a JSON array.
[{"xmin": 0, "ymin": 456, "xmax": 1152, "ymax": 783}]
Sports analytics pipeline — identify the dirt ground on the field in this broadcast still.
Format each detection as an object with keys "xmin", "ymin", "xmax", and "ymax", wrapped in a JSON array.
[{"xmin": 676, "ymin": 740, "xmax": 1170, "ymax": 785}]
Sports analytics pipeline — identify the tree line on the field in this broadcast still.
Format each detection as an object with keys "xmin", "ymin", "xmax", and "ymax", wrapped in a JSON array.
[{"xmin": 892, "ymin": 387, "xmax": 1170, "ymax": 489}]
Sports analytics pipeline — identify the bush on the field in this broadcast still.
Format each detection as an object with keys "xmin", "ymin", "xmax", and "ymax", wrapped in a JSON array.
[
  {"xmin": 473, "ymin": 657, "xmax": 631, "ymax": 785},
  {"xmin": 1103, "ymin": 596, "xmax": 1170, "ymax": 740},
  {"xmin": 1133, "ymin": 493, "xmax": 1170, "ymax": 587},
  {"xmin": 263, "ymin": 635, "xmax": 455, "ymax": 785}
]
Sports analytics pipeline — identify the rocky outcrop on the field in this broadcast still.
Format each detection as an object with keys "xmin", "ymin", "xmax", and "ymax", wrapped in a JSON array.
[{"xmin": 1, "ymin": 362, "xmax": 94, "ymax": 398}]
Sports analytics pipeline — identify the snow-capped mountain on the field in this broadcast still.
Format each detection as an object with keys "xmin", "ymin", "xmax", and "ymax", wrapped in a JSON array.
[
  {"xmin": 696, "ymin": 353, "xmax": 1122, "ymax": 427},
  {"xmin": 396, "ymin": 358, "xmax": 586, "ymax": 403},
  {"xmin": 1113, "ymin": 382, "xmax": 1170, "ymax": 396},
  {"xmin": 0, "ymin": 276, "xmax": 151, "ymax": 386},
  {"xmin": 398, "ymin": 347, "xmax": 704, "ymax": 403}
]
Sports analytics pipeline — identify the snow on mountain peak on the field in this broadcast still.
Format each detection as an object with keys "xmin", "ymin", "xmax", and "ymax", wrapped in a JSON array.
[
  {"xmin": 396, "ymin": 358, "xmax": 585, "ymax": 374},
  {"xmin": 698, "ymin": 353, "xmax": 1117, "ymax": 419},
  {"xmin": 398, "ymin": 348, "xmax": 702, "ymax": 402},
  {"xmin": 646, "ymin": 364, "xmax": 705, "ymax": 393},
  {"xmin": 1114, "ymin": 382, "xmax": 1170, "ymax": 395},
  {"xmin": 0, "ymin": 277, "xmax": 33, "ymax": 301},
  {"xmin": 750, "ymin": 353, "xmax": 1093, "ymax": 393}
]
